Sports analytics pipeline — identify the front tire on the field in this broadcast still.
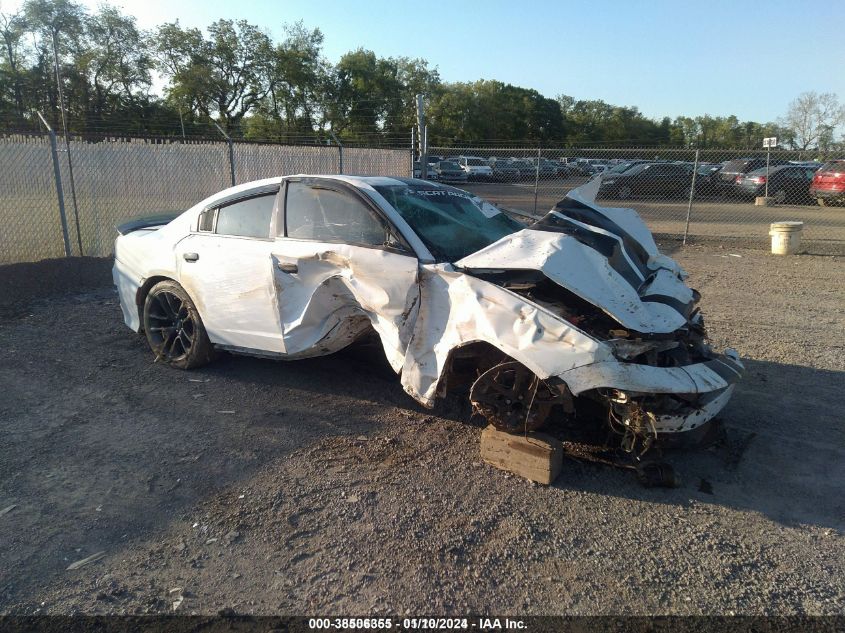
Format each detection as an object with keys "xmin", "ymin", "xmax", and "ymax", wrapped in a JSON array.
[{"xmin": 143, "ymin": 280, "xmax": 214, "ymax": 369}]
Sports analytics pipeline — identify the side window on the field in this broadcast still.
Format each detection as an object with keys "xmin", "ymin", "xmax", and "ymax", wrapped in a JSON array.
[
  {"xmin": 285, "ymin": 182, "xmax": 388, "ymax": 246},
  {"xmin": 215, "ymin": 194, "xmax": 276, "ymax": 238}
]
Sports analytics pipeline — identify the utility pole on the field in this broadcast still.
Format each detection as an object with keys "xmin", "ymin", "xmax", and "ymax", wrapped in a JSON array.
[
  {"xmin": 52, "ymin": 29, "xmax": 82, "ymax": 256},
  {"xmin": 416, "ymin": 94, "xmax": 427, "ymax": 179}
]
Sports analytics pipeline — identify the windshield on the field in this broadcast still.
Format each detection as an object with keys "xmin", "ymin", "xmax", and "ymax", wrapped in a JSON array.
[
  {"xmin": 465, "ymin": 158, "xmax": 486, "ymax": 166},
  {"xmin": 373, "ymin": 183, "xmax": 522, "ymax": 262},
  {"xmin": 439, "ymin": 162, "xmax": 460, "ymax": 170}
]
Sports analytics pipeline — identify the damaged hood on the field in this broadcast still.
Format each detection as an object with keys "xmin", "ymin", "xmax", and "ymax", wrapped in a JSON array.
[{"xmin": 455, "ymin": 181, "xmax": 695, "ymax": 334}]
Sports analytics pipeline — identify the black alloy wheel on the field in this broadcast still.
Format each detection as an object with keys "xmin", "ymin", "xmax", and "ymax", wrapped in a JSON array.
[{"xmin": 143, "ymin": 280, "xmax": 214, "ymax": 369}]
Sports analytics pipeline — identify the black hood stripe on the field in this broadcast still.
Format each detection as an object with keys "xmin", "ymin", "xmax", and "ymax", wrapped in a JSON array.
[
  {"xmin": 704, "ymin": 358, "xmax": 743, "ymax": 383},
  {"xmin": 531, "ymin": 196, "xmax": 692, "ymax": 322},
  {"xmin": 640, "ymin": 293, "xmax": 694, "ymax": 319},
  {"xmin": 553, "ymin": 197, "xmax": 652, "ymax": 266},
  {"xmin": 531, "ymin": 214, "xmax": 644, "ymax": 288}
]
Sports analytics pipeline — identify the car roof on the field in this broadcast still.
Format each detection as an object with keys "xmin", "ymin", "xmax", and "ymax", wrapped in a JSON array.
[{"xmin": 746, "ymin": 164, "xmax": 794, "ymax": 175}]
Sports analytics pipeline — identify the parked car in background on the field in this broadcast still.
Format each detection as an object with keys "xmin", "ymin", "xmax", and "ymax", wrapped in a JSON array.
[
  {"xmin": 523, "ymin": 157, "xmax": 558, "ymax": 179},
  {"xmin": 540, "ymin": 158, "xmax": 568, "ymax": 177},
  {"xmin": 718, "ymin": 157, "xmax": 788, "ymax": 194},
  {"xmin": 509, "ymin": 159, "xmax": 536, "ymax": 180},
  {"xmin": 603, "ymin": 160, "xmax": 652, "ymax": 177},
  {"xmin": 432, "ymin": 161, "xmax": 468, "ymax": 184},
  {"xmin": 456, "ymin": 156, "xmax": 493, "ymax": 180},
  {"xmin": 588, "ymin": 164, "xmax": 608, "ymax": 178},
  {"xmin": 689, "ymin": 163, "xmax": 724, "ymax": 196},
  {"xmin": 553, "ymin": 161, "xmax": 574, "ymax": 177},
  {"xmin": 809, "ymin": 159, "xmax": 845, "ymax": 206},
  {"xmin": 598, "ymin": 162, "xmax": 693, "ymax": 199},
  {"xmin": 488, "ymin": 158, "xmax": 521, "ymax": 182},
  {"xmin": 735, "ymin": 164, "xmax": 819, "ymax": 204},
  {"xmin": 414, "ymin": 159, "xmax": 440, "ymax": 180}
]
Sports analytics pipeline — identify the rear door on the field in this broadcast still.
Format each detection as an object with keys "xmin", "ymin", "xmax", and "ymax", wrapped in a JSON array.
[
  {"xmin": 176, "ymin": 187, "xmax": 285, "ymax": 353},
  {"xmin": 271, "ymin": 179, "xmax": 420, "ymax": 367}
]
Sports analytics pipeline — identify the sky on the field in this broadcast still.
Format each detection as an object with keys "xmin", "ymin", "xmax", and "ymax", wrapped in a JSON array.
[{"xmin": 5, "ymin": 0, "xmax": 845, "ymax": 123}]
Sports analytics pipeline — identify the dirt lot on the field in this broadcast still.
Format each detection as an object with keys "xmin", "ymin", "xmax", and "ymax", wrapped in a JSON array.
[{"xmin": 1, "ymin": 245, "xmax": 843, "ymax": 616}]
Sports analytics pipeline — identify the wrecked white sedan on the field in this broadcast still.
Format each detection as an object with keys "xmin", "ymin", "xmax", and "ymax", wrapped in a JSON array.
[{"xmin": 113, "ymin": 175, "xmax": 742, "ymax": 451}]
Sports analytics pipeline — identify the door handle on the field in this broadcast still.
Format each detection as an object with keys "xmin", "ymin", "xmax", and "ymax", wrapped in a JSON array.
[
  {"xmin": 277, "ymin": 262, "xmax": 298, "ymax": 273},
  {"xmin": 183, "ymin": 252, "xmax": 199, "ymax": 262}
]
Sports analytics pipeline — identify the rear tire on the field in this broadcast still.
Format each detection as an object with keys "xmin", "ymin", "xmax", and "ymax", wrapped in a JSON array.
[
  {"xmin": 774, "ymin": 189, "xmax": 787, "ymax": 204},
  {"xmin": 143, "ymin": 280, "xmax": 214, "ymax": 369}
]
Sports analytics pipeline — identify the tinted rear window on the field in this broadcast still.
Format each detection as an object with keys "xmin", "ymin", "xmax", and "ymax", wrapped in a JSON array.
[{"xmin": 722, "ymin": 160, "xmax": 752, "ymax": 172}]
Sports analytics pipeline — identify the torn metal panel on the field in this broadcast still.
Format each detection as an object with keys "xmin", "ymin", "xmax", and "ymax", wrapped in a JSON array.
[
  {"xmin": 271, "ymin": 241, "xmax": 419, "ymax": 371},
  {"xmin": 399, "ymin": 264, "xmax": 610, "ymax": 406},
  {"xmin": 555, "ymin": 355, "xmax": 743, "ymax": 396},
  {"xmin": 455, "ymin": 229, "xmax": 690, "ymax": 334}
]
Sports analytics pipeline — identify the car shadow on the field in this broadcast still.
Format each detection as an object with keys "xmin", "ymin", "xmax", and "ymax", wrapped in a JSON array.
[
  {"xmin": 203, "ymin": 347, "xmax": 843, "ymax": 532},
  {"xmin": 545, "ymin": 358, "xmax": 844, "ymax": 532},
  {"xmin": 3, "ymin": 300, "xmax": 842, "ymax": 611}
]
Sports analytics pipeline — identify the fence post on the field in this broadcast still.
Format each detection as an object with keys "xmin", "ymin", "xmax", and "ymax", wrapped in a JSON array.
[
  {"xmin": 533, "ymin": 144, "xmax": 541, "ymax": 215},
  {"xmin": 51, "ymin": 31, "xmax": 83, "ymax": 256},
  {"xmin": 213, "ymin": 122, "xmax": 236, "ymax": 187},
  {"xmin": 683, "ymin": 148, "xmax": 700, "ymax": 245},
  {"xmin": 37, "ymin": 111, "xmax": 72, "ymax": 258},
  {"xmin": 329, "ymin": 131, "xmax": 343, "ymax": 174}
]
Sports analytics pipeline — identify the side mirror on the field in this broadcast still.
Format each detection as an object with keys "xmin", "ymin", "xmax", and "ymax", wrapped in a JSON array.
[{"xmin": 384, "ymin": 232, "xmax": 407, "ymax": 252}]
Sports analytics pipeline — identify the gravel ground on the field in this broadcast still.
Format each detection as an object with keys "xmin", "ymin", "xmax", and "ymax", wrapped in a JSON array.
[{"xmin": 0, "ymin": 245, "xmax": 843, "ymax": 616}]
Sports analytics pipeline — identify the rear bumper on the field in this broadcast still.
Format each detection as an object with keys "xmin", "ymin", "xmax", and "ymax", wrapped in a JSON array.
[
  {"xmin": 810, "ymin": 187, "xmax": 844, "ymax": 199},
  {"xmin": 736, "ymin": 183, "xmax": 762, "ymax": 197}
]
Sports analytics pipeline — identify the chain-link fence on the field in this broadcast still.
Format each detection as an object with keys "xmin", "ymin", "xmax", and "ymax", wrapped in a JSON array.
[
  {"xmin": 4, "ymin": 134, "xmax": 844, "ymax": 264},
  {"xmin": 0, "ymin": 134, "xmax": 411, "ymax": 264},
  {"xmin": 426, "ymin": 146, "xmax": 845, "ymax": 254}
]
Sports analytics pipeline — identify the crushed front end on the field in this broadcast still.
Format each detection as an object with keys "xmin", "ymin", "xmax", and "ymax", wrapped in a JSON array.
[{"xmin": 458, "ymin": 180, "xmax": 743, "ymax": 455}]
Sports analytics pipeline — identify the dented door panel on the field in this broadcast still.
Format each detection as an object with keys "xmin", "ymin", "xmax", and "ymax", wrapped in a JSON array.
[{"xmin": 271, "ymin": 239, "xmax": 420, "ymax": 371}]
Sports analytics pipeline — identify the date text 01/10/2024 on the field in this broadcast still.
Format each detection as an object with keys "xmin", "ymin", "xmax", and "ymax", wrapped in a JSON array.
[{"xmin": 307, "ymin": 617, "xmax": 526, "ymax": 629}]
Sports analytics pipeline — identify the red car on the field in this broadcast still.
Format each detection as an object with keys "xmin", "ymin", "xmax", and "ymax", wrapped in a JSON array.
[{"xmin": 810, "ymin": 159, "xmax": 845, "ymax": 206}]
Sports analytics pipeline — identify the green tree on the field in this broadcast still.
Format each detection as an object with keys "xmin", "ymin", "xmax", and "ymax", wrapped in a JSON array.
[{"xmin": 155, "ymin": 19, "xmax": 274, "ymax": 132}]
